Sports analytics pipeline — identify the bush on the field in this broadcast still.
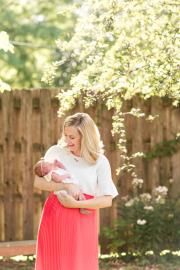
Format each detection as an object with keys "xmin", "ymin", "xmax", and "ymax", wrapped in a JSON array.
[{"xmin": 102, "ymin": 188, "xmax": 180, "ymax": 259}]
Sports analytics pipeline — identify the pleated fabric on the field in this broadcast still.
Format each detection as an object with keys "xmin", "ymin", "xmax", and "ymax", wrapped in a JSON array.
[{"xmin": 35, "ymin": 193, "xmax": 99, "ymax": 270}]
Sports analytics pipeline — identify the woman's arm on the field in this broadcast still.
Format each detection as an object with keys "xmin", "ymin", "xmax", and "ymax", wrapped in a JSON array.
[
  {"xmin": 77, "ymin": 195, "xmax": 112, "ymax": 209},
  {"xmin": 34, "ymin": 175, "xmax": 80, "ymax": 199},
  {"xmin": 57, "ymin": 193, "xmax": 113, "ymax": 209},
  {"xmin": 34, "ymin": 175, "xmax": 67, "ymax": 191}
]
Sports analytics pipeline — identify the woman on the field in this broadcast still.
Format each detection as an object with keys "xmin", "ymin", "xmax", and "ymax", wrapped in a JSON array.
[{"xmin": 34, "ymin": 112, "xmax": 118, "ymax": 270}]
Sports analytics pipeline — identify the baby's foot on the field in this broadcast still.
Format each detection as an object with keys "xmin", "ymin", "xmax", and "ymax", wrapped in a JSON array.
[
  {"xmin": 55, "ymin": 190, "xmax": 68, "ymax": 202},
  {"xmin": 80, "ymin": 208, "xmax": 91, "ymax": 215}
]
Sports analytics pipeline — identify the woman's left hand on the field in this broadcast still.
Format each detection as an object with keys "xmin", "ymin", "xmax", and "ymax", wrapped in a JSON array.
[{"xmin": 57, "ymin": 191, "xmax": 78, "ymax": 208}]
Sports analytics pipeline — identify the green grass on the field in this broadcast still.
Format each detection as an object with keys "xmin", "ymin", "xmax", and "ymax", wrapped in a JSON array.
[
  {"xmin": 0, "ymin": 256, "xmax": 179, "ymax": 270},
  {"xmin": 99, "ymin": 257, "xmax": 180, "ymax": 270}
]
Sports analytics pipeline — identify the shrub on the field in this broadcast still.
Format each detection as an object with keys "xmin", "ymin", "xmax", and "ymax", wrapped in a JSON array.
[{"xmin": 102, "ymin": 187, "xmax": 180, "ymax": 258}]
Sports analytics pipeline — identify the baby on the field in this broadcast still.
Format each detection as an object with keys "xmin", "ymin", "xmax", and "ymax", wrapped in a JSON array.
[{"xmin": 34, "ymin": 158, "xmax": 90, "ymax": 215}]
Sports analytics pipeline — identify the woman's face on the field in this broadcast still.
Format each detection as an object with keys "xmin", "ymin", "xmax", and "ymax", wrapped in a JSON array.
[{"xmin": 64, "ymin": 126, "xmax": 81, "ymax": 156}]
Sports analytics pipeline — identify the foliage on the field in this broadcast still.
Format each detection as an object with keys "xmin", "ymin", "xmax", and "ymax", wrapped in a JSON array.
[
  {"xmin": 144, "ymin": 133, "xmax": 180, "ymax": 159},
  {"xmin": 0, "ymin": 31, "xmax": 14, "ymax": 53},
  {"xmin": 45, "ymin": 0, "xmax": 180, "ymax": 112},
  {"xmin": 102, "ymin": 187, "xmax": 180, "ymax": 258},
  {"xmin": 99, "ymin": 254, "xmax": 180, "ymax": 269},
  {"xmin": 0, "ymin": 0, "xmax": 77, "ymax": 88}
]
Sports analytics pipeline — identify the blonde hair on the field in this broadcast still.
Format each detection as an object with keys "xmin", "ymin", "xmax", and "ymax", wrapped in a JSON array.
[{"xmin": 60, "ymin": 113, "xmax": 104, "ymax": 164}]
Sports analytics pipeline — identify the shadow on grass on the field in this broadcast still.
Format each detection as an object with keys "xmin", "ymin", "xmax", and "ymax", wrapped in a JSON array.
[{"xmin": 0, "ymin": 259, "xmax": 35, "ymax": 270}]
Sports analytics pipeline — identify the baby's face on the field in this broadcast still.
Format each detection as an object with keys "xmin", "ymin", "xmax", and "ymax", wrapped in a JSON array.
[{"xmin": 41, "ymin": 162, "xmax": 52, "ymax": 176}]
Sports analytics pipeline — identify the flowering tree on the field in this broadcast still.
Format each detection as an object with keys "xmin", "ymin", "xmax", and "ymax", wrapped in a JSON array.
[
  {"xmin": 44, "ymin": 0, "xmax": 179, "ymax": 183},
  {"xmin": 44, "ymin": 0, "xmax": 179, "ymax": 108}
]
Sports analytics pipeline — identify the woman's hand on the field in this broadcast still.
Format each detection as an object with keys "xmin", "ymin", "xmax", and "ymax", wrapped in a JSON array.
[
  {"xmin": 65, "ymin": 183, "xmax": 81, "ymax": 200},
  {"xmin": 57, "ymin": 192, "xmax": 78, "ymax": 208}
]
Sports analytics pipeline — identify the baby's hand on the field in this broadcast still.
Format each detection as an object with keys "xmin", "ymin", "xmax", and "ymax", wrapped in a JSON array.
[{"xmin": 80, "ymin": 208, "xmax": 91, "ymax": 215}]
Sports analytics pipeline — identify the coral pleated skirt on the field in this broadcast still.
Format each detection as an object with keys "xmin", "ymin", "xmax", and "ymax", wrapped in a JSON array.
[{"xmin": 35, "ymin": 193, "xmax": 99, "ymax": 270}]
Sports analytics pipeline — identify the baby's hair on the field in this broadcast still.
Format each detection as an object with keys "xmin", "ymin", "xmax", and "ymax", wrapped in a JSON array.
[{"xmin": 34, "ymin": 158, "xmax": 45, "ymax": 177}]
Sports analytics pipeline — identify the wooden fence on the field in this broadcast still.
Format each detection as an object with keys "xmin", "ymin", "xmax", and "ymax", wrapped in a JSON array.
[{"xmin": 0, "ymin": 89, "xmax": 179, "ymax": 242}]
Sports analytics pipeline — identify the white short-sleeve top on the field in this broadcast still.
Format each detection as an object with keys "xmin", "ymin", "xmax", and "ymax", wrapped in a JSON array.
[{"xmin": 44, "ymin": 145, "xmax": 118, "ymax": 199}]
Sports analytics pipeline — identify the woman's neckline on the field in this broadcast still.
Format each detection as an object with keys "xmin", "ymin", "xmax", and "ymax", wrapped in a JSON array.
[{"xmin": 65, "ymin": 148, "xmax": 83, "ymax": 161}]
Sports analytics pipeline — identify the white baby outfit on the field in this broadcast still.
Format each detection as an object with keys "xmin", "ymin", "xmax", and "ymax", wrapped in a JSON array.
[{"xmin": 44, "ymin": 167, "xmax": 78, "ymax": 184}]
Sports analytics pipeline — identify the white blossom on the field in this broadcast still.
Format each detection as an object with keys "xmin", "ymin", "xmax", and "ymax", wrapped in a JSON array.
[
  {"xmin": 172, "ymin": 251, "xmax": 180, "ymax": 256},
  {"xmin": 169, "ymin": 178, "xmax": 174, "ymax": 184},
  {"xmin": 132, "ymin": 178, "xmax": 143, "ymax": 189},
  {"xmin": 0, "ymin": 79, "xmax": 11, "ymax": 92},
  {"xmin": 144, "ymin": 206, "xmax": 154, "ymax": 211},
  {"xmin": 154, "ymin": 186, "xmax": 168, "ymax": 196},
  {"xmin": 155, "ymin": 195, "xmax": 166, "ymax": 204},
  {"xmin": 160, "ymin": 250, "xmax": 171, "ymax": 256},
  {"xmin": 140, "ymin": 193, "xmax": 152, "ymax": 204},
  {"xmin": 132, "ymin": 152, "xmax": 145, "ymax": 158},
  {"xmin": 0, "ymin": 31, "xmax": 14, "ymax": 53},
  {"xmin": 145, "ymin": 250, "xmax": 154, "ymax": 255},
  {"xmin": 137, "ymin": 219, "xmax": 147, "ymax": 225},
  {"xmin": 125, "ymin": 197, "xmax": 139, "ymax": 207},
  {"xmin": 125, "ymin": 199, "xmax": 135, "ymax": 207},
  {"xmin": 153, "ymin": 186, "xmax": 168, "ymax": 204}
]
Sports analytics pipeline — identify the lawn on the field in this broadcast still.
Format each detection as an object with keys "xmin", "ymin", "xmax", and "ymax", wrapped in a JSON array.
[{"xmin": 0, "ymin": 257, "xmax": 180, "ymax": 270}]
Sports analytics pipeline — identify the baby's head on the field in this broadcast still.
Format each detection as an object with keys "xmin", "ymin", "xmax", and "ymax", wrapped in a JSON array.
[{"xmin": 34, "ymin": 159, "xmax": 52, "ymax": 177}]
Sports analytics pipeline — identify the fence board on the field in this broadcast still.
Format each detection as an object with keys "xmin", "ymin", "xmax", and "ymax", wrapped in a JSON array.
[
  {"xmin": 0, "ymin": 198, "xmax": 4, "ymax": 241},
  {"xmin": 3, "ymin": 92, "xmax": 16, "ymax": 240},
  {"xmin": 0, "ymin": 143, "xmax": 4, "ymax": 197},
  {"xmin": 21, "ymin": 90, "xmax": 34, "ymax": 239},
  {"xmin": 171, "ymin": 106, "xmax": 180, "ymax": 197},
  {"xmin": 120, "ymin": 100, "xmax": 132, "ymax": 195},
  {"xmin": 159, "ymin": 103, "xmax": 172, "ymax": 187},
  {"xmin": 14, "ymin": 197, "xmax": 23, "ymax": 240},
  {"xmin": 132, "ymin": 97, "xmax": 145, "ymax": 189},
  {"xmin": 50, "ymin": 89, "xmax": 62, "ymax": 144},
  {"xmin": 148, "ymin": 97, "xmax": 163, "ymax": 189}
]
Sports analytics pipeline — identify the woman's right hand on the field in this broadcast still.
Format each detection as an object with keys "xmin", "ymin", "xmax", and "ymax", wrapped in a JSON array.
[{"xmin": 65, "ymin": 183, "xmax": 81, "ymax": 200}]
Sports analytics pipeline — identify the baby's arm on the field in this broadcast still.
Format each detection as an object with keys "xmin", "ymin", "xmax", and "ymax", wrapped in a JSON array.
[{"xmin": 51, "ymin": 171, "xmax": 71, "ymax": 183}]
